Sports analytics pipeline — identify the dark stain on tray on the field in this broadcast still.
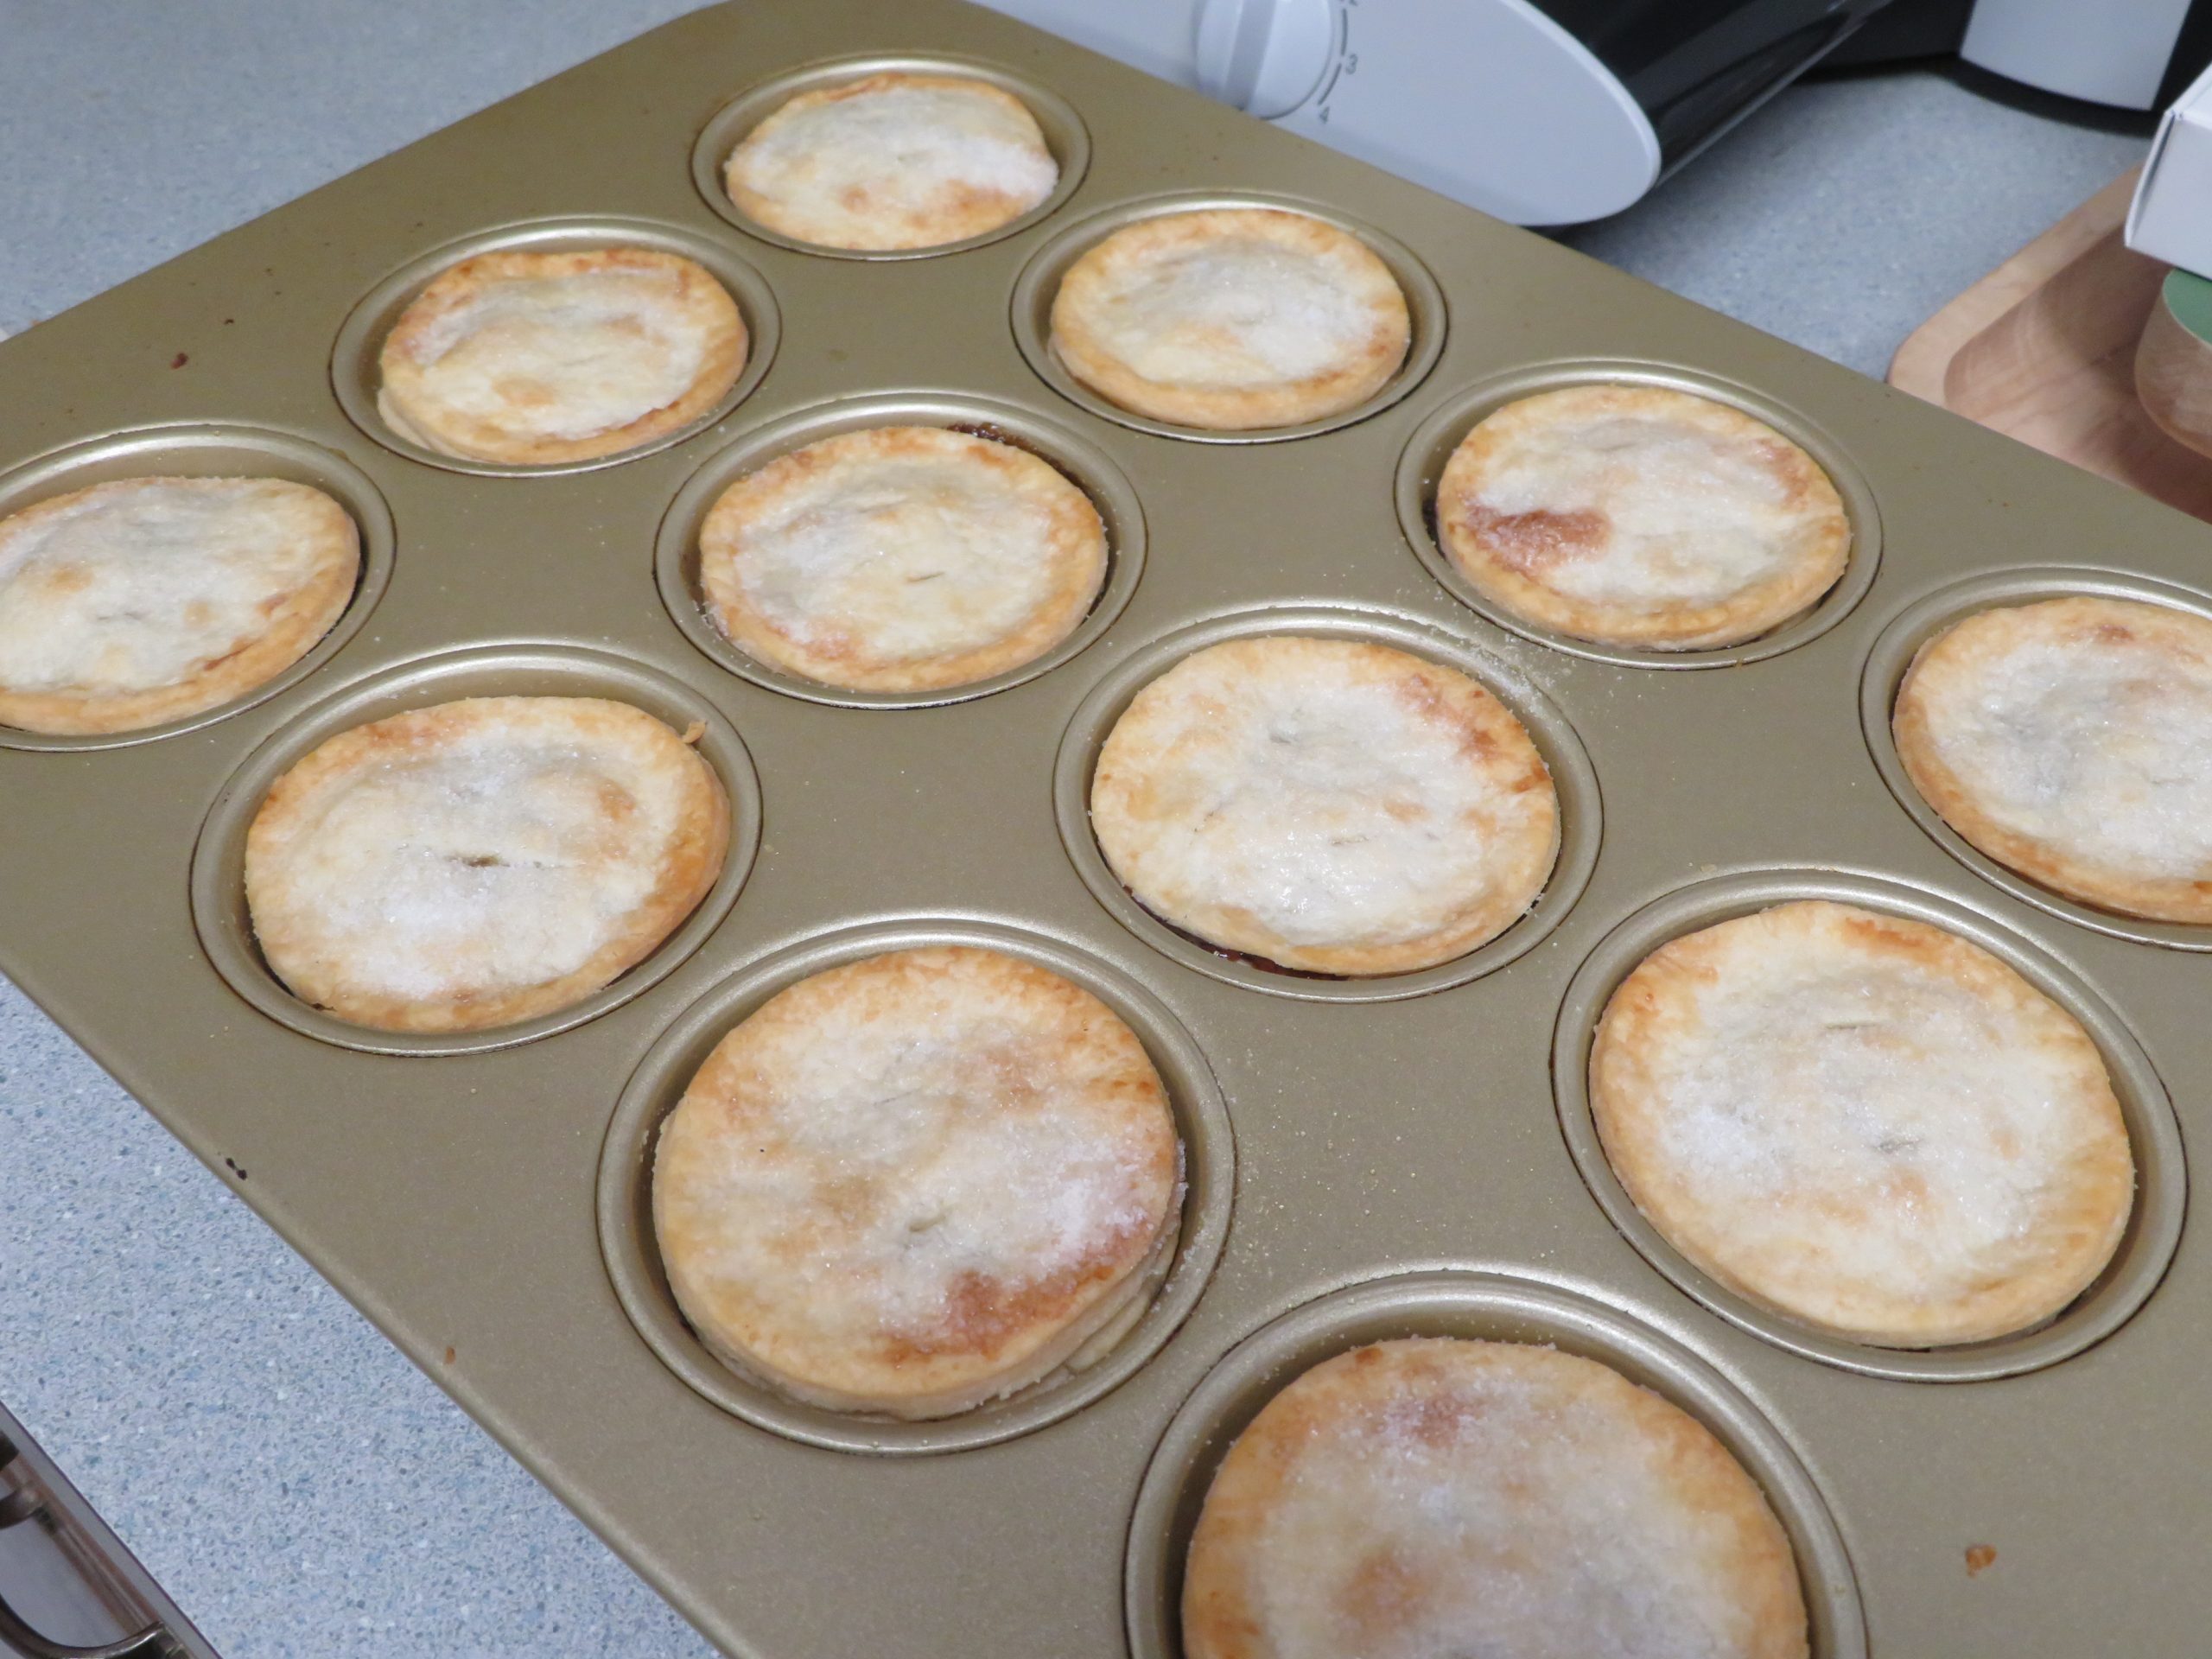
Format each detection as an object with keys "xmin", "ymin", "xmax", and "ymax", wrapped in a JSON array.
[
  {"xmin": 1119, "ymin": 881, "xmax": 1344, "ymax": 981},
  {"xmin": 946, "ymin": 422, "xmax": 1087, "ymax": 493}
]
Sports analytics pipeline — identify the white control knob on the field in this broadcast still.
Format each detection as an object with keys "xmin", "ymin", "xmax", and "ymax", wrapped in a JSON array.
[{"xmin": 1193, "ymin": 0, "xmax": 1337, "ymax": 119}]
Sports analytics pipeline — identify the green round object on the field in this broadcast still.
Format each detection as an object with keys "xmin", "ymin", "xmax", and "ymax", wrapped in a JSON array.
[{"xmin": 2161, "ymin": 266, "xmax": 2212, "ymax": 344}]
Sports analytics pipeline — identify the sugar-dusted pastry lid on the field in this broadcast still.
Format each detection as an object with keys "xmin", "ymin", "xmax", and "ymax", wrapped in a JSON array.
[
  {"xmin": 245, "ymin": 695, "xmax": 728, "ymax": 1033},
  {"xmin": 1437, "ymin": 384, "xmax": 1848, "ymax": 650},
  {"xmin": 1090, "ymin": 635, "xmax": 1558, "ymax": 975},
  {"xmin": 1895, "ymin": 595, "xmax": 2212, "ymax": 924},
  {"xmin": 0, "ymin": 475, "xmax": 358, "ymax": 734},
  {"xmin": 724, "ymin": 72, "xmax": 1058, "ymax": 252},
  {"xmin": 1049, "ymin": 208, "xmax": 1411, "ymax": 430},
  {"xmin": 1591, "ymin": 900, "xmax": 2134, "ymax": 1346},
  {"xmin": 699, "ymin": 424, "xmax": 1107, "ymax": 691},
  {"xmin": 1184, "ymin": 1337, "xmax": 1809, "ymax": 1659},
  {"xmin": 652, "ymin": 944, "xmax": 1184, "ymax": 1419},
  {"xmin": 378, "ymin": 248, "xmax": 746, "ymax": 465}
]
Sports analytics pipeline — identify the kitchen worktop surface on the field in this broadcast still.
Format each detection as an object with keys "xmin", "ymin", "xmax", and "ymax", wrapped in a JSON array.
[{"xmin": 0, "ymin": 3, "xmax": 2152, "ymax": 1654}]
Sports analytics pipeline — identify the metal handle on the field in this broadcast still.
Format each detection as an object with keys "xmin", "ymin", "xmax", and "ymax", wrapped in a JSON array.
[
  {"xmin": 0, "ymin": 1593, "xmax": 172, "ymax": 1659},
  {"xmin": 0, "ymin": 1462, "xmax": 175, "ymax": 1659}
]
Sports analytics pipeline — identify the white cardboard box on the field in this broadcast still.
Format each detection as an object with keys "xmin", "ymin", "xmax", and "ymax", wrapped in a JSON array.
[{"xmin": 2128, "ymin": 60, "xmax": 2212, "ymax": 278}]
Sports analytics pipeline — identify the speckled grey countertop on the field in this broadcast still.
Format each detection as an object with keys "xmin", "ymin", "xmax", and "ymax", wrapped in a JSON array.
[{"xmin": 0, "ymin": 4, "xmax": 2150, "ymax": 1655}]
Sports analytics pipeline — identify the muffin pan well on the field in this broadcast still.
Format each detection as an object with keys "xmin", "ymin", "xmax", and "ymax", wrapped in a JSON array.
[
  {"xmin": 3, "ymin": 1, "xmax": 2211, "ymax": 1656},
  {"xmin": 1860, "ymin": 565, "xmax": 2212, "ymax": 950},
  {"xmin": 188, "ymin": 644, "xmax": 761, "ymax": 1057},
  {"xmin": 1124, "ymin": 1271, "xmax": 1867, "ymax": 1659},
  {"xmin": 1052, "ymin": 602, "xmax": 1600, "ymax": 1001},
  {"xmin": 596, "ymin": 915, "xmax": 1233, "ymax": 1455},
  {"xmin": 330, "ymin": 216, "xmax": 781, "ymax": 476},
  {"xmin": 1551, "ymin": 868, "xmax": 2185, "ymax": 1383},
  {"xmin": 0, "ymin": 424, "xmax": 394, "ymax": 753},
  {"xmin": 1394, "ymin": 358, "xmax": 1884, "ymax": 671},
  {"xmin": 1010, "ymin": 191, "xmax": 1448, "ymax": 443},
  {"xmin": 656, "ymin": 390, "xmax": 1145, "ymax": 708}
]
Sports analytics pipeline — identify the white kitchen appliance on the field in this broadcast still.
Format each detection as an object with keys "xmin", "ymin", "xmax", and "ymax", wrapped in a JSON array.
[
  {"xmin": 1962, "ymin": 0, "xmax": 2212, "ymax": 111},
  {"xmin": 975, "ymin": 0, "xmax": 1892, "ymax": 226}
]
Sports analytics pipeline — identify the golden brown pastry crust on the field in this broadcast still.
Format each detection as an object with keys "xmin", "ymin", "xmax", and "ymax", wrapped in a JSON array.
[
  {"xmin": 1050, "ymin": 208, "xmax": 1411, "ymax": 430},
  {"xmin": 1184, "ymin": 1338, "xmax": 1809, "ymax": 1659},
  {"xmin": 724, "ymin": 72, "xmax": 1058, "ymax": 252},
  {"xmin": 1437, "ymin": 385, "xmax": 1848, "ymax": 650},
  {"xmin": 1090, "ymin": 636, "xmax": 1558, "ymax": 975},
  {"xmin": 1894, "ymin": 595, "xmax": 2212, "ymax": 923},
  {"xmin": 1591, "ymin": 901, "xmax": 2134, "ymax": 1346},
  {"xmin": 697, "ymin": 424, "xmax": 1108, "ymax": 691},
  {"xmin": 0, "ymin": 476, "xmax": 358, "ymax": 735},
  {"xmin": 652, "ymin": 945, "xmax": 1183, "ymax": 1418},
  {"xmin": 378, "ymin": 248, "xmax": 747, "ymax": 466},
  {"xmin": 245, "ymin": 696, "xmax": 728, "ymax": 1033}
]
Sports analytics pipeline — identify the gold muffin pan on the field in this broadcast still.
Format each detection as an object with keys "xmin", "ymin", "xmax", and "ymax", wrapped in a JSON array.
[
  {"xmin": 329, "ymin": 216, "xmax": 782, "ymax": 477},
  {"xmin": 3, "ymin": 1, "xmax": 2209, "ymax": 1655},
  {"xmin": 0, "ymin": 424, "xmax": 394, "ymax": 753},
  {"xmin": 691, "ymin": 52, "xmax": 1093, "ymax": 260}
]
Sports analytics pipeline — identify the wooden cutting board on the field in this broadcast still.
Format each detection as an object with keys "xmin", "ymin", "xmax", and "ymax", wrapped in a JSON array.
[{"xmin": 1889, "ymin": 168, "xmax": 2212, "ymax": 524}]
